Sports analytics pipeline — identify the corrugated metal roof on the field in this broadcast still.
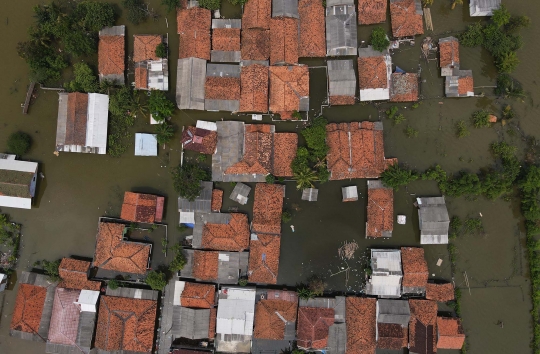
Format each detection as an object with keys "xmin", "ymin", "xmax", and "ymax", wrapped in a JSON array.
[
  {"xmin": 212, "ymin": 19, "xmax": 242, "ymax": 28},
  {"xmin": 172, "ymin": 307, "xmax": 211, "ymax": 339},
  {"xmin": 326, "ymin": 0, "xmax": 355, "ymax": 6},
  {"xmin": 230, "ymin": 183, "xmax": 252, "ymax": 205},
  {"xmin": 192, "ymin": 212, "xmax": 232, "ymax": 248},
  {"xmin": 325, "ymin": 5, "xmax": 357, "ymax": 56},
  {"xmin": 217, "ymin": 287, "xmax": 256, "ymax": 334},
  {"xmin": 85, "ymin": 93, "xmax": 109, "ymax": 154},
  {"xmin": 417, "ymin": 197, "xmax": 450, "ymax": 244},
  {"xmin": 470, "ymin": 0, "xmax": 501, "ymax": 16},
  {"xmin": 217, "ymin": 251, "xmax": 249, "ymax": 284},
  {"xmin": 98, "ymin": 25, "xmax": 125, "ymax": 37},
  {"xmin": 272, "ymin": 0, "xmax": 299, "ymax": 18},
  {"xmin": 342, "ymin": 186, "xmax": 358, "ymax": 201},
  {"xmin": 328, "ymin": 59, "xmax": 356, "ymax": 97},
  {"xmin": 178, "ymin": 181, "xmax": 213, "ymax": 224},
  {"xmin": 211, "ymin": 50, "xmax": 241, "ymax": 63},
  {"xmin": 134, "ymin": 133, "xmax": 158, "ymax": 156},
  {"xmin": 377, "ymin": 299, "xmax": 410, "ymax": 326},
  {"xmin": 301, "ymin": 188, "xmax": 318, "ymax": 201},
  {"xmin": 176, "ymin": 58, "xmax": 207, "ymax": 110},
  {"xmin": 328, "ymin": 323, "xmax": 347, "ymax": 354},
  {"xmin": 212, "ymin": 121, "xmax": 245, "ymax": 182},
  {"xmin": 206, "ymin": 63, "xmax": 241, "ymax": 78}
]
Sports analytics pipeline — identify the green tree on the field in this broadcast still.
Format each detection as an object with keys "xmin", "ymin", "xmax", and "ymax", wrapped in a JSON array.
[
  {"xmin": 145, "ymin": 270, "xmax": 167, "ymax": 291},
  {"xmin": 172, "ymin": 163, "xmax": 210, "ymax": 201},
  {"xmin": 370, "ymin": 27, "xmax": 390, "ymax": 52},
  {"xmin": 456, "ymin": 120, "xmax": 470, "ymax": 138},
  {"xmin": 62, "ymin": 29, "xmax": 96, "ymax": 56},
  {"xmin": 495, "ymin": 74, "xmax": 525, "ymax": 100},
  {"xmin": 460, "ymin": 22, "xmax": 484, "ymax": 47},
  {"xmin": 496, "ymin": 51, "xmax": 520, "ymax": 73},
  {"xmin": 66, "ymin": 62, "xmax": 99, "ymax": 93},
  {"xmin": 76, "ymin": 1, "xmax": 116, "ymax": 32},
  {"xmin": 282, "ymin": 210, "xmax": 292, "ymax": 223},
  {"xmin": 265, "ymin": 174, "xmax": 275, "ymax": 184},
  {"xmin": 42, "ymin": 259, "xmax": 62, "ymax": 282},
  {"xmin": 169, "ymin": 244, "xmax": 187, "ymax": 272},
  {"xmin": 155, "ymin": 43, "xmax": 167, "ymax": 58},
  {"xmin": 199, "ymin": 0, "xmax": 221, "ymax": 10},
  {"xmin": 301, "ymin": 116, "xmax": 329, "ymax": 159},
  {"xmin": 404, "ymin": 125, "xmax": 418, "ymax": 138},
  {"xmin": 155, "ymin": 123, "xmax": 174, "ymax": 146},
  {"xmin": 381, "ymin": 164, "xmax": 418, "ymax": 190},
  {"xmin": 293, "ymin": 167, "xmax": 318, "ymax": 190},
  {"xmin": 228, "ymin": 0, "xmax": 248, "ymax": 5},
  {"xmin": 149, "ymin": 91, "xmax": 176, "ymax": 122},
  {"xmin": 505, "ymin": 15, "xmax": 531, "ymax": 33},
  {"xmin": 492, "ymin": 5, "xmax": 511, "ymax": 27},
  {"xmin": 122, "ymin": 0, "xmax": 148, "ymax": 25},
  {"xmin": 108, "ymin": 279, "xmax": 119, "ymax": 290},
  {"xmin": 471, "ymin": 110, "xmax": 492, "ymax": 128},
  {"xmin": 161, "ymin": 0, "xmax": 180, "ymax": 13},
  {"xmin": 491, "ymin": 142, "xmax": 517, "ymax": 160},
  {"xmin": 7, "ymin": 132, "xmax": 32, "ymax": 156}
]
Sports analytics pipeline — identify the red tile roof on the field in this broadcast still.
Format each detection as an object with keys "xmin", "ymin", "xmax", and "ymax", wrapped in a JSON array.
[
  {"xmin": 177, "ymin": 7, "xmax": 211, "ymax": 60},
  {"xmin": 390, "ymin": 73, "xmax": 419, "ymax": 102},
  {"xmin": 270, "ymin": 17, "xmax": 299, "ymax": 65},
  {"xmin": 439, "ymin": 38, "xmax": 459, "ymax": 68},
  {"xmin": 209, "ymin": 307, "xmax": 217, "ymax": 339},
  {"xmin": 98, "ymin": 35, "xmax": 125, "ymax": 76},
  {"xmin": 93, "ymin": 222, "xmax": 151, "ymax": 275},
  {"xmin": 252, "ymin": 184, "xmax": 284, "ymax": 236},
  {"xmin": 366, "ymin": 186, "xmax": 393, "ymax": 238},
  {"xmin": 426, "ymin": 283, "xmax": 455, "ymax": 302},
  {"xmin": 409, "ymin": 299, "xmax": 437, "ymax": 354},
  {"xmin": 181, "ymin": 127, "xmax": 218, "ymax": 155},
  {"xmin": 273, "ymin": 133, "xmax": 298, "ymax": 177},
  {"xmin": 212, "ymin": 28, "xmax": 241, "ymax": 51},
  {"xmin": 401, "ymin": 247, "xmax": 428, "ymax": 289},
  {"xmin": 358, "ymin": 0, "xmax": 388, "ymax": 25},
  {"xmin": 239, "ymin": 64, "xmax": 269, "ymax": 113},
  {"xmin": 133, "ymin": 35, "xmax": 161, "ymax": 63},
  {"xmin": 205, "ymin": 77, "xmax": 241, "ymax": 101},
  {"xmin": 330, "ymin": 96, "xmax": 356, "ymax": 105},
  {"xmin": 48, "ymin": 288, "xmax": 81, "ymax": 345},
  {"xmin": 248, "ymin": 234, "xmax": 281, "ymax": 284},
  {"xmin": 66, "ymin": 93, "xmax": 89, "ymax": 146},
  {"xmin": 180, "ymin": 282, "xmax": 216, "ymax": 309},
  {"xmin": 346, "ymin": 297, "xmax": 376, "ymax": 354},
  {"xmin": 135, "ymin": 67, "xmax": 148, "ymax": 89},
  {"xmin": 192, "ymin": 251, "xmax": 219, "ymax": 281},
  {"xmin": 269, "ymin": 66, "xmax": 309, "ymax": 117},
  {"xmin": 358, "ymin": 56, "xmax": 389, "ymax": 90},
  {"xmin": 390, "ymin": 0, "xmax": 424, "ymax": 38},
  {"xmin": 297, "ymin": 307, "xmax": 335, "ymax": 349},
  {"xmin": 201, "ymin": 213, "xmax": 250, "ymax": 251},
  {"xmin": 242, "ymin": 0, "xmax": 271, "ymax": 30},
  {"xmin": 326, "ymin": 122, "xmax": 396, "ymax": 180},
  {"xmin": 241, "ymin": 29, "xmax": 270, "ymax": 61},
  {"xmin": 298, "ymin": 0, "xmax": 326, "ymax": 58},
  {"xmin": 121, "ymin": 192, "xmax": 162, "ymax": 223},
  {"xmin": 377, "ymin": 322, "xmax": 408, "ymax": 350},
  {"xmin": 58, "ymin": 258, "xmax": 101, "ymax": 291},
  {"xmin": 211, "ymin": 189, "xmax": 223, "ymax": 212},
  {"xmin": 436, "ymin": 317, "xmax": 465, "ymax": 350},
  {"xmin": 458, "ymin": 76, "xmax": 474, "ymax": 95},
  {"xmin": 95, "ymin": 295, "xmax": 157, "ymax": 352},
  {"xmin": 10, "ymin": 283, "xmax": 47, "ymax": 333},
  {"xmin": 254, "ymin": 293, "xmax": 298, "ymax": 339}
]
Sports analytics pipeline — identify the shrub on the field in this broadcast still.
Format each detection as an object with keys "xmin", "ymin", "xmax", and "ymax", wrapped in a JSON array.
[
  {"xmin": 155, "ymin": 43, "xmax": 167, "ymax": 58},
  {"xmin": 7, "ymin": 132, "xmax": 32, "ymax": 156},
  {"xmin": 292, "ymin": 110, "xmax": 302, "ymax": 120},
  {"xmin": 172, "ymin": 163, "xmax": 210, "ymax": 201},
  {"xmin": 108, "ymin": 279, "xmax": 119, "ymax": 290},
  {"xmin": 464, "ymin": 218, "xmax": 483, "ymax": 234},
  {"xmin": 238, "ymin": 278, "xmax": 248, "ymax": 286},
  {"xmin": 169, "ymin": 244, "xmax": 187, "ymax": 272},
  {"xmin": 76, "ymin": 1, "xmax": 116, "ymax": 32},
  {"xmin": 265, "ymin": 174, "xmax": 275, "ymax": 184},
  {"xmin": 307, "ymin": 275, "xmax": 326, "ymax": 296},
  {"xmin": 282, "ymin": 210, "xmax": 292, "ymax": 223},
  {"xmin": 122, "ymin": 0, "xmax": 148, "ymax": 25},
  {"xmin": 199, "ymin": 0, "xmax": 221, "ymax": 10},
  {"xmin": 472, "ymin": 110, "xmax": 492, "ymax": 128},
  {"xmin": 385, "ymin": 106, "xmax": 398, "ymax": 118},
  {"xmin": 66, "ymin": 62, "xmax": 99, "ymax": 93},
  {"xmin": 297, "ymin": 287, "xmax": 315, "ymax": 300},
  {"xmin": 161, "ymin": 0, "xmax": 180, "ymax": 12},
  {"xmin": 293, "ymin": 167, "xmax": 317, "ymax": 190},
  {"xmin": 381, "ymin": 164, "xmax": 418, "ymax": 190},
  {"xmin": 42, "ymin": 259, "xmax": 62, "ymax": 282},
  {"xmin": 391, "ymin": 113, "xmax": 406, "ymax": 125},
  {"xmin": 496, "ymin": 51, "xmax": 519, "ymax": 74},
  {"xmin": 460, "ymin": 22, "xmax": 484, "ymax": 47},
  {"xmin": 491, "ymin": 142, "xmax": 517, "ymax": 160},
  {"xmin": 370, "ymin": 27, "xmax": 390, "ymax": 52},
  {"xmin": 145, "ymin": 270, "xmax": 167, "ymax": 291},
  {"xmin": 456, "ymin": 120, "xmax": 470, "ymax": 138},
  {"xmin": 405, "ymin": 125, "xmax": 418, "ymax": 138}
]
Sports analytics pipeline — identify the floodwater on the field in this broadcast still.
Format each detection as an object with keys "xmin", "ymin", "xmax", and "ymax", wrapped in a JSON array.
[{"xmin": 0, "ymin": 0, "xmax": 538, "ymax": 353}]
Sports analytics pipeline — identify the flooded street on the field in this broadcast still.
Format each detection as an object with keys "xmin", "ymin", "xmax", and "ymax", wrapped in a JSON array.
[{"xmin": 0, "ymin": 0, "xmax": 539, "ymax": 353}]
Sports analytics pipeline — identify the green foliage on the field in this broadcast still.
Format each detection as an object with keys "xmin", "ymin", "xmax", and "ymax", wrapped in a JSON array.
[
  {"xmin": 370, "ymin": 27, "xmax": 390, "ymax": 52},
  {"xmin": 297, "ymin": 287, "xmax": 315, "ymax": 300},
  {"xmin": 381, "ymin": 164, "xmax": 418, "ymax": 190},
  {"xmin": 265, "ymin": 174, "xmax": 275, "ymax": 184},
  {"xmin": 108, "ymin": 279, "xmax": 119, "ymax": 290},
  {"xmin": 496, "ymin": 51, "xmax": 520, "ymax": 74},
  {"xmin": 155, "ymin": 43, "xmax": 167, "ymax": 58},
  {"xmin": 197, "ymin": 154, "xmax": 207, "ymax": 163},
  {"xmin": 122, "ymin": 0, "xmax": 149, "ymax": 25},
  {"xmin": 199, "ymin": 0, "xmax": 221, "ymax": 10},
  {"xmin": 495, "ymin": 74, "xmax": 525, "ymax": 100},
  {"xmin": 301, "ymin": 116, "xmax": 329, "ymax": 159},
  {"xmin": 108, "ymin": 87, "xmax": 137, "ymax": 157},
  {"xmin": 145, "ymin": 270, "xmax": 167, "ymax": 291},
  {"xmin": 7, "ymin": 132, "xmax": 32, "ymax": 156},
  {"xmin": 492, "ymin": 5, "xmax": 511, "ymax": 27},
  {"xmin": 149, "ymin": 91, "xmax": 176, "ymax": 122},
  {"xmin": 307, "ymin": 275, "xmax": 326, "ymax": 296},
  {"xmin": 391, "ymin": 114, "xmax": 406, "ymax": 125},
  {"xmin": 464, "ymin": 218, "xmax": 483, "ymax": 234},
  {"xmin": 66, "ymin": 62, "xmax": 99, "ymax": 93},
  {"xmin": 282, "ymin": 210, "xmax": 292, "ymax": 223},
  {"xmin": 162, "ymin": 0, "xmax": 180, "ymax": 13},
  {"xmin": 471, "ymin": 110, "xmax": 492, "ymax": 128},
  {"xmin": 502, "ymin": 105, "xmax": 515, "ymax": 120},
  {"xmin": 491, "ymin": 142, "xmax": 517, "ymax": 160},
  {"xmin": 422, "ymin": 165, "xmax": 447, "ymax": 184},
  {"xmin": 172, "ymin": 163, "xmax": 210, "ymax": 201},
  {"xmin": 404, "ymin": 125, "xmax": 418, "ymax": 138},
  {"xmin": 292, "ymin": 110, "xmax": 302, "ymax": 120},
  {"xmin": 293, "ymin": 167, "xmax": 318, "ymax": 190},
  {"xmin": 460, "ymin": 22, "xmax": 484, "ymax": 47},
  {"xmin": 155, "ymin": 123, "xmax": 175, "ymax": 146},
  {"xmin": 42, "ymin": 259, "xmax": 62, "ymax": 282},
  {"xmin": 76, "ymin": 1, "xmax": 116, "ymax": 32},
  {"xmin": 169, "ymin": 244, "xmax": 187, "ymax": 272},
  {"xmin": 385, "ymin": 106, "xmax": 399, "ymax": 118},
  {"xmin": 456, "ymin": 120, "xmax": 470, "ymax": 138},
  {"xmin": 505, "ymin": 15, "xmax": 531, "ymax": 33},
  {"xmin": 238, "ymin": 278, "xmax": 249, "ymax": 286},
  {"xmin": 449, "ymin": 216, "xmax": 462, "ymax": 239},
  {"xmin": 411, "ymin": 102, "xmax": 420, "ymax": 109},
  {"xmin": 228, "ymin": 0, "xmax": 249, "ymax": 5}
]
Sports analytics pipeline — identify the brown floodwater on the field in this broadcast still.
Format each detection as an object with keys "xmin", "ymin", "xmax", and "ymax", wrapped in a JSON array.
[{"xmin": 0, "ymin": 0, "xmax": 538, "ymax": 353}]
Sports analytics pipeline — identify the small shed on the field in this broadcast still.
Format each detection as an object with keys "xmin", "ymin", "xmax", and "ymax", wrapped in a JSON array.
[
  {"xmin": 134, "ymin": 133, "xmax": 158, "ymax": 156},
  {"xmin": 302, "ymin": 188, "xmax": 319, "ymax": 202},
  {"xmin": 469, "ymin": 0, "xmax": 501, "ymax": 16},
  {"xmin": 230, "ymin": 183, "xmax": 252, "ymax": 205},
  {"xmin": 342, "ymin": 186, "xmax": 358, "ymax": 202},
  {"xmin": 417, "ymin": 197, "xmax": 450, "ymax": 244}
]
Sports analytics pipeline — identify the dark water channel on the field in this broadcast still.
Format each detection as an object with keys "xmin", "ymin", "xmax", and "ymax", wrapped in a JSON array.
[{"xmin": 0, "ymin": 0, "xmax": 539, "ymax": 353}]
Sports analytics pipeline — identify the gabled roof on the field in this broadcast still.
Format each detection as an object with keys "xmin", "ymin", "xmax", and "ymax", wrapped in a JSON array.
[
  {"xmin": 58, "ymin": 258, "xmax": 101, "ymax": 291},
  {"xmin": 377, "ymin": 323, "xmax": 407, "ymax": 350},
  {"xmin": 325, "ymin": 5, "xmax": 358, "ymax": 56},
  {"xmin": 98, "ymin": 26, "xmax": 125, "ymax": 82},
  {"xmin": 436, "ymin": 317, "xmax": 465, "ymax": 349},
  {"xmin": 215, "ymin": 287, "xmax": 256, "ymax": 352},
  {"xmin": 358, "ymin": 49, "xmax": 390, "ymax": 90},
  {"xmin": 177, "ymin": 7, "xmax": 211, "ymax": 60},
  {"xmin": 243, "ymin": 0, "xmax": 272, "ymax": 29},
  {"xmin": 211, "ymin": 189, "xmax": 223, "ymax": 212},
  {"xmin": 358, "ymin": 0, "xmax": 387, "ymax": 25},
  {"xmin": 240, "ymin": 64, "xmax": 269, "ymax": 113},
  {"xmin": 390, "ymin": 72, "xmax": 419, "ymax": 102},
  {"xmin": 0, "ymin": 159, "xmax": 37, "ymax": 200},
  {"xmin": 176, "ymin": 281, "xmax": 216, "ymax": 308},
  {"xmin": 401, "ymin": 247, "xmax": 428, "ymax": 291},
  {"xmin": 241, "ymin": 29, "xmax": 270, "ymax": 61},
  {"xmin": 425, "ymin": 283, "xmax": 455, "ymax": 302},
  {"xmin": 270, "ymin": 17, "xmax": 299, "ymax": 65},
  {"xmin": 176, "ymin": 57, "xmax": 207, "ymax": 111},
  {"xmin": 366, "ymin": 180, "xmax": 393, "ymax": 238},
  {"xmin": 121, "ymin": 192, "xmax": 163, "ymax": 223},
  {"xmin": 439, "ymin": 37, "xmax": 460, "ymax": 69},
  {"xmin": 298, "ymin": 0, "xmax": 326, "ymax": 58},
  {"xmin": 248, "ymin": 234, "xmax": 281, "ymax": 284},
  {"xmin": 10, "ymin": 283, "xmax": 47, "ymax": 334},
  {"xmin": 182, "ymin": 250, "xmax": 249, "ymax": 284},
  {"xmin": 192, "ymin": 250, "xmax": 219, "ymax": 281},
  {"xmin": 65, "ymin": 92, "xmax": 89, "ymax": 146},
  {"xmin": 389, "ymin": 0, "xmax": 424, "ymax": 38},
  {"xmin": 252, "ymin": 184, "xmax": 285, "ymax": 236},
  {"xmin": 328, "ymin": 59, "xmax": 356, "ymax": 104},
  {"xmin": 133, "ymin": 35, "xmax": 161, "ymax": 63},
  {"xmin": 201, "ymin": 213, "xmax": 250, "ymax": 251},
  {"xmin": 93, "ymin": 222, "xmax": 151, "ymax": 275},
  {"xmin": 346, "ymin": 297, "xmax": 376, "ymax": 354},
  {"xmin": 212, "ymin": 28, "xmax": 241, "ymax": 52},
  {"xmin": 47, "ymin": 288, "xmax": 82, "ymax": 346},
  {"xmin": 254, "ymin": 292, "xmax": 298, "ymax": 339},
  {"xmin": 409, "ymin": 299, "xmax": 437, "ymax": 354},
  {"xmin": 269, "ymin": 65, "xmax": 309, "ymax": 118},
  {"xmin": 297, "ymin": 307, "xmax": 335, "ymax": 349},
  {"xmin": 418, "ymin": 197, "xmax": 450, "ymax": 244},
  {"xmin": 95, "ymin": 295, "xmax": 157, "ymax": 352},
  {"xmin": 274, "ymin": 133, "xmax": 298, "ymax": 176}
]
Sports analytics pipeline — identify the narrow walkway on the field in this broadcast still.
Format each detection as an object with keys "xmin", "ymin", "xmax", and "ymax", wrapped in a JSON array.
[
  {"xmin": 22, "ymin": 81, "xmax": 35, "ymax": 114},
  {"xmin": 157, "ymin": 278, "xmax": 176, "ymax": 354},
  {"xmin": 424, "ymin": 8, "xmax": 433, "ymax": 32}
]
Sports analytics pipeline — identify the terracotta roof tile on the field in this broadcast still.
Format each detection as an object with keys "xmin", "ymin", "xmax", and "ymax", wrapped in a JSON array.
[
  {"xmin": 273, "ymin": 133, "xmax": 298, "ymax": 177},
  {"xmin": 225, "ymin": 125, "xmax": 273, "ymax": 176},
  {"xmin": 95, "ymin": 295, "xmax": 157, "ymax": 352},
  {"xmin": 93, "ymin": 222, "xmax": 151, "ymax": 275},
  {"xmin": 358, "ymin": 0, "xmax": 388, "ymax": 25},
  {"xmin": 366, "ymin": 186, "xmax": 393, "ymax": 238},
  {"xmin": 182, "ymin": 127, "xmax": 218, "ymax": 155},
  {"xmin": 252, "ymin": 184, "xmax": 285, "ymax": 235},
  {"xmin": 211, "ymin": 189, "xmax": 223, "ymax": 212},
  {"xmin": 426, "ymin": 283, "xmax": 455, "ymax": 302},
  {"xmin": 390, "ymin": 0, "xmax": 424, "ymax": 38},
  {"xmin": 377, "ymin": 322, "xmax": 408, "ymax": 350},
  {"xmin": 439, "ymin": 38, "xmax": 459, "ymax": 68},
  {"xmin": 212, "ymin": 28, "xmax": 241, "ymax": 51},
  {"xmin": 201, "ymin": 213, "xmax": 250, "ymax": 251},
  {"xmin": 180, "ymin": 283, "xmax": 216, "ymax": 308},
  {"xmin": 120, "ymin": 192, "xmax": 160, "ymax": 223},
  {"xmin": 66, "ymin": 93, "xmax": 89, "ymax": 146},
  {"xmin": 48, "ymin": 288, "xmax": 81, "ymax": 345},
  {"xmin": 346, "ymin": 297, "xmax": 376, "ymax": 354},
  {"xmin": 401, "ymin": 247, "xmax": 428, "ymax": 289},
  {"xmin": 10, "ymin": 283, "xmax": 47, "ymax": 333},
  {"xmin": 409, "ymin": 299, "xmax": 437, "ymax": 354},
  {"xmin": 192, "ymin": 251, "xmax": 219, "ymax": 281},
  {"xmin": 269, "ymin": 66, "xmax": 309, "ymax": 116},
  {"xmin": 270, "ymin": 17, "xmax": 299, "ymax": 65},
  {"xmin": 241, "ymin": 29, "xmax": 270, "ymax": 61},
  {"xmin": 99, "ymin": 35, "xmax": 125, "ymax": 76},
  {"xmin": 326, "ymin": 122, "xmax": 395, "ymax": 180},
  {"xmin": 248, "ymin": 234, "xmax": 281, "ymax": 284},
  {"xmin": 205, "ymin": 77, "xmax": 241, "ymax": 101},
  {"xmin": 297, "ymin": 307, "xmax": 334, "ymax": 349},
  {"xmin": 208, "ymin": 307, "xmax": 217, "ymax": 339},
  {"xmin": 358, "ymin": 56, "xmax": 389, "ymax": 90},
  {"xmin": 135, "ymin": 67, "xmax": 148, "ymax": 89},
  {"xmin": 436, "ymin": 317, "xmax": 465, "ymax": 350},
  {"xmin": 242, "ymin": 0, "xmax": 271, "ymax": 30},
  {"xmin": 298, "ymin": 0, "xmax": 326, "ymax": 58},
  {"xmin": 239, "ymin": 64, "xmax": 269, "ymax": 112},
  {"xmin": 254, "ymin": 293, "xmax": 298, "ymax": 339},
  {"xmin": 390, "ymin": 73, "xmax": 419, "ymax": 102},
  {"xmin": 58, "ymin": 258, "xmax": 101, "ymax": 291},
  {"xmin": 177, "ymin": 8, "xmax": 211, "ymax": 60},
  {"xmin": 133, "ymin": 35, "xmax": 161, "ymax": 63},
  {"xmin": 458, "ymin": 76, "xmax": 474, "ymax": 95},
  {"xmin": 330, "ymin": 96, "xmax": 356, "ymax": 105}
]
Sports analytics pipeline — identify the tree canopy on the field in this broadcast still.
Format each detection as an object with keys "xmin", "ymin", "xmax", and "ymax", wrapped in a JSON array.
[
  {"xmin": 370, "ymin": 27, "xmax": 390, "ymax": 52},
  {"xmin": 7, "ymin": 132, "xmax": 32, "ymax": 157},
  {"xmin": 172, "ymin": 163, "xmax": 210, "ymax": 201}
]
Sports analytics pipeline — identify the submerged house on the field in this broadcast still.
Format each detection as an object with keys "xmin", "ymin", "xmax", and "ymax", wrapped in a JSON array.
[
  {"xmin": 470, "ymin": 0, "xmax": 501, "ymax": 16},
  {"xmin": 10, "ymin": 272, "xmax": 57, "ymax": 342},
  {"xmin": 408, "ymin": 299, "xmax": 437, "ymax": 354},
  {"xmin": 58, "ymin": 258, "xmax": 101, "ymax": 291},
  {"xmin": 182, "ymin": 121, "xmax": 218, "ymax": 155},
  {"xmin": 327, "ymin": 59, "xmax": 356, "ymax": 105},
  {"xmin": 133, "ymin": 35, "xmax": 169, "ymax": 91},
  {"xmin": 180, "ymin": 249, "xmax": 249, "ymax": 284},
  {"xmin": 177, "ymin": 6, "xmax": 211, "ymax": 60},
  {"xmin": 269, "ymin": 65, "xmax": 309, "ymax": 119},
  {"xmin": 176, "ymin": 57, "xmax": 207, "ymax": 110},
  {"xmin": 178, "ymin": 181, "xmax": 213, "ymax": 226},
  {"xmin": 358, "ymin": 0, "xmax": 387, "ymax": 25},
  {"xmin": 98, "ymin": 26, "xmax": 125, "ymax": 84},
  {"xmin": 120, "ymin": 191, "xmax": 165, "ymax": 223},
  {"xmin": 0, "ymin": 155, "xmax": 38, "ymax": 209},
  {"xmin": 298, "ymin": 0, "xmax": 326, "ymax": 58},
  {"xmin": 376, "ymin": 299, "xmax": 410, "ymax": 350},
  {"xmin": 212, "ymin": 122, "xmax": 298, "ymax": 182},
  {"xmin": 215, "ymin": 287, "xmax": 256, "ymax": 353},
  {"xmin": 389, "ymin": 0, "xmax": 424, "ymax": 38},
  {"xmin": 366, "ymin": 249, "xmax": 403, "ymax": 298},
  {"xmin": 436, "ymin": 317, "xmax": 466, "ymax": 350},
  {"xmin": 56, "ymin": 92, "xmax": 109, "ymax": 154},
  {"xmin": 325, "ymin": 1, "xmax": 358, "ymax": 56},
  {"xmin": 390, "ymin": 72, "xmax": 419, "ymax": 102},
  {"xmin": 417, "ymin": 197, "xmax": 450, "ymax": 244},
  {"xmin": 401, "ymin": 247, "xmax": 428, "ymax": 295},
  {"xmin": 326, "ymin": 122, "xmax": 396, "ymax": 180},
  {"xmin": 211, "ymin": 19, "xmax": 241, "ymax": 63},
  {"xmin": 270, "ymin": 17, "xmax": 299, "ymax": 65},
  {"xmin": 192, "ymin": 212, "xmax": 250, "ymax": 251},
  {"xmin": 440, "ymin": 37, "xmax": 474, "ymax": 98},
  {"xmin": 425, "ymin": 282, "xmax": 455, "ymax": 302},
  {"xmin": 205, "ymin": 64, "xmax": 241, "ymax": 112},
  {"xmin": 358, "ymin": 47, "xmax": 392, "ymax": 101},
  {"xmin": 135, "ymin": 133, "xmax": 158, "ymax": 156},
  {"xmin": 346, "ymin": 297, "xmax": 376, "ymax": 354},
  {"xmin": 366, "ymin": 180, "xmax": 394, "ymax": 238}
]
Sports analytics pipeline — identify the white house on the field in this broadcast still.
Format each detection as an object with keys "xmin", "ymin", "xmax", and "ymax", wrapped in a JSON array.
[
  {"xmin": 469, "ymin": 0, "xmax": 501, "ymax": 17},
  {"xmin": 417, "ymin": 197, "xmax": 450, "ymax": 244},
  {"xmin": 216, "ymin": 287, "xmax": 256, "ymax": 353},
  {"xmin": 366, "ymin": 249, "xmax": 403, "ymax": 298},
  {"xmin": 0, "ymin": 154, "xmax": 38, "ymax": 209}
]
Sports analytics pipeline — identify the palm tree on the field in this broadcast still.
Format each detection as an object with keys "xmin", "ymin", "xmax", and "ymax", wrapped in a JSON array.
[
  {"xmin": 133, "ymin": 92, "xmax": 148, "ymax": 116},
  {"xmin": 451, "ymin": 0, "xmax": 463, "ymax": 10},
  {"xmin": 155, "ymin": 123, "xmax": 174, "ymax": 148},
  {"xmin": 293, "ymin": 167, "xmax": 318, "ymax": 190}
]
